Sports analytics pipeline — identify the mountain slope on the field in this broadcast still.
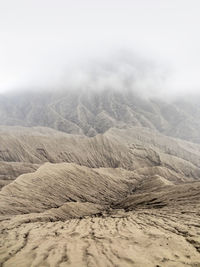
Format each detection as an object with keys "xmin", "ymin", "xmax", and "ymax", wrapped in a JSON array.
[
  {"xmin": 0, "ymin": 125, "xmax": 200, "ymax": 191},
  {"xmin": 0, "ymin": 90, "xmax": 200, "ymax": 266},
  {"xmin": 1, "ymin": 90, "xmax": 200, "ymax": 143},
  {"xmin": 0, "ymin": 163, "xmax": 137, "ymax": 216}
]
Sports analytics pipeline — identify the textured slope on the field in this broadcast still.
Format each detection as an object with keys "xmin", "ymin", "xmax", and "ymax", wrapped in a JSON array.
[
  {"xmin": 0, "ymin": 158, "xmax": 200, "ymax": 266},
  {"xmin": 0, "ymin": 122, "xmax": 200, "ymax": 266},
  {"xmin": 115, "ymin": 181, "xmax": 200, "ymax": 210},
  {"xmin": 1, "ymin": 90, "xmax": 200, "ymax": 143},
  {"xmin": 0, "ymin": 125, "xmax": 200, "ymax": 191},
  {"xmin": 0, "ymin": 162, "xmax": 39, "ymax": 189},
  {"xmin": 0, "ymin": 163, "xmax": 137, "ymax": 216}
]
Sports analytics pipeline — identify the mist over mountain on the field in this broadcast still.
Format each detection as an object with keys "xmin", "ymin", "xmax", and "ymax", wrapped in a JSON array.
[
  {"xmin": 1, "ymin": 55, "xmax": 200, "ymax": 267},
  {"xmin": 1, "ymin": 1, "xmax": 200, "ymax": 266},
  {"xmin": 0, "ymin": 84, "xmax": 200, "ymax": 143}
]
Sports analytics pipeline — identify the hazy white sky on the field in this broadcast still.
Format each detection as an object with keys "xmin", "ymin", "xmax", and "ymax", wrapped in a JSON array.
[{"xmin": 0, "ymin": 0, "xmax": 200, "ymax": 96}]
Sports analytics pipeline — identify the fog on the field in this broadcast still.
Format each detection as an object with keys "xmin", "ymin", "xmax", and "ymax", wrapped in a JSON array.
[{"xmin": 0, "ymin": 0, "xmax": 200, "ymax": 98}]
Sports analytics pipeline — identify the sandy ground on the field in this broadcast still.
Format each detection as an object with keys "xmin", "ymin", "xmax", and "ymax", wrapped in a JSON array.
[
  {"xmin": 1, "ymin": 208, "xmax": 200, "ymax": 267},
  {"xmin": 0, "ymin": 162, "xmax": 200, "ymax": 267}
]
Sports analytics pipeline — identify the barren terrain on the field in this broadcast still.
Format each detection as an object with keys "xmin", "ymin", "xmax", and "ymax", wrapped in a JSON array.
[{"xmin": 0, "ymin": 91, "xmax": 200, "ymax": 266}]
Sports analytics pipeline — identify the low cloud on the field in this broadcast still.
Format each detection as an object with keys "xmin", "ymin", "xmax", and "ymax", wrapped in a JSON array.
[{"xmin": 1, "ymin": 50, "xmax": 198, "ymax": 101}]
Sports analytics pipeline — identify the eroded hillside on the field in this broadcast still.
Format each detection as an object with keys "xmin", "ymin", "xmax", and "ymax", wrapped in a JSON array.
[
  {"xmin": 0, "ymin": 125, "xmax": 200, "ymax": 189},
  {"xmin": 1, "ymin": 90, "xmax": 200, "ymax": 143},
  {"xmin": 0, "ymin": 125, "xmax": 200, "ymax": 266},
  {"xmin": 0, "ymin": 162, "xmax": 200, "ymax": 267}
]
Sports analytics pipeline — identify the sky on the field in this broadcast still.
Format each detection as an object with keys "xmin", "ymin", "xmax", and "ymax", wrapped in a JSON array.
[{"xmin": 0, "ymin": 0, "xmax": 200, "ymax": 97}]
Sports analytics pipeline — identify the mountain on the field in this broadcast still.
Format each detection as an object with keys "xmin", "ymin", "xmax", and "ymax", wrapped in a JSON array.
[
  {"xmin": 0, "ymin": 89, "xmax": 200, "ymax": 143},
  {"xmin": 0, "ymin": 90, "xmax": 200, "ymax": 267}
]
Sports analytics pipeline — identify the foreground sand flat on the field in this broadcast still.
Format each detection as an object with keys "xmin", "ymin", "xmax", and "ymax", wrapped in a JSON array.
[{"xmin": 1, "ymin": 207, "xmax": 200, "ymax": 267}]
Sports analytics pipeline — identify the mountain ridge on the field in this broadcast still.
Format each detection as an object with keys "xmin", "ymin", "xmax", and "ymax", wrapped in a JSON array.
[{"xmin": 1, "ymin": 90, "xmax": 200, "ymax": 143}]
